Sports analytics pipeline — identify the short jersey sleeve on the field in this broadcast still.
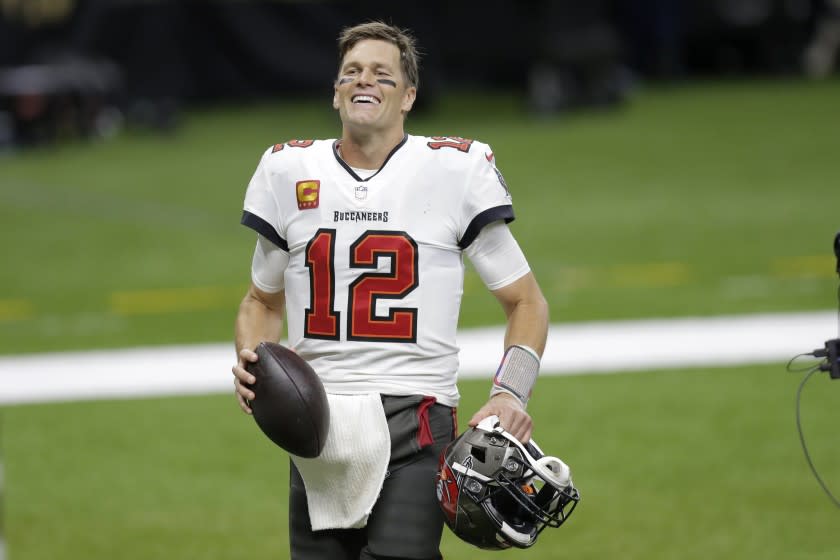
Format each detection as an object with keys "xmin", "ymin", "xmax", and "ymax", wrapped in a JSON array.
[
  {"xmin": 240, "ymin": 146, "xmax": 288, "ymax": 251},
  {"xmin": 458, "ymin": 142, "xmax": 515, "ymax": 249}
]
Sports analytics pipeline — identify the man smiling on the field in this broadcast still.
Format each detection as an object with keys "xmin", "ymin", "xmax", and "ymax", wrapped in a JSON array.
[
  {"xmin": 332, "ymin": 31, "xmax": 417, "ymax": 167},
  {"xmin": 232, "ymin": 21, "xmax": 549, "ymax": 560}
]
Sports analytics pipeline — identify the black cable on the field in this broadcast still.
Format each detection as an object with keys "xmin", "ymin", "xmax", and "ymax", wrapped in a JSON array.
[
  {"xmin": 795, "ymin": 365, "xmax": 840, "ymax": 508},
  {"xmin": 786, "ymin": 353, "xmax": 823, "ymax": 373}
]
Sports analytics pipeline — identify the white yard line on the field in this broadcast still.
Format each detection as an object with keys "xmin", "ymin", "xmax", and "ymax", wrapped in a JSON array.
[{"xmin": 0, "ymin": 311, "xmax": 836, "ymax": 405}]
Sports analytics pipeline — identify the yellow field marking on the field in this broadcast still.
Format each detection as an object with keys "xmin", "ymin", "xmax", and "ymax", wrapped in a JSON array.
[
  {"xmin": 552, "ymin": 266, "xmax": 596, "ymax": 292},
  {"xmin": 608, "ymin": 262, "xmax": 691, "ymax": 288},
  {"xmin": 4, "ymin": 254, "xmax": 833, "ymax": 324},
  {"xmin": 0, "ymin": 299, "xmax": 33, "ymax": 321},
  {"xmin": 771, "ymin": 255, "xmax": 835, "ymax": 278},
  {"xmin": 109, "ymin": 286, "xmax": 246, "ymax": 315}
]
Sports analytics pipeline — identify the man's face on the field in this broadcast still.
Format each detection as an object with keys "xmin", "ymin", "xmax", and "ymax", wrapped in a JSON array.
[{"xmin": 333, "ymin": 39, "xmax": 416, "ymax": 132}]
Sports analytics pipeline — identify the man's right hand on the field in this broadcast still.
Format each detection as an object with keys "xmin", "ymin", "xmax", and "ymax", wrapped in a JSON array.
[{"xmin": 232, "ymin": 347, "xmax": 258, "ymax": 414}]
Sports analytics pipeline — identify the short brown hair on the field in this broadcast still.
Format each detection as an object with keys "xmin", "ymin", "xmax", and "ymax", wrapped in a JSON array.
[{"xmin": 337, "ymin": 21, "xmax": 420, "ymax": 89}]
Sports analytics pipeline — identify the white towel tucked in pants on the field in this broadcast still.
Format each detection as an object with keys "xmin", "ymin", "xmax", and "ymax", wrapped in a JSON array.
[{"xmin": 290, "ymin": 393, "xmax": 390, "ymax": 530}]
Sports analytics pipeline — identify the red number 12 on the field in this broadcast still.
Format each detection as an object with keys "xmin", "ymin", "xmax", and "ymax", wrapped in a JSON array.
[{"xmin": 304, "ymin": 229, "xmax": 419, "ymax": 343}]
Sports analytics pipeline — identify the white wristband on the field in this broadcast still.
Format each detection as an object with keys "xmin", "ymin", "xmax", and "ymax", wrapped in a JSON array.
[{"xmin": 490, "ymin": 345, "xmax": 540, "ymax": 407}]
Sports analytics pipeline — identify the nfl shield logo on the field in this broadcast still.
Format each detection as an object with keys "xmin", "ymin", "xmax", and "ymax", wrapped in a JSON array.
[{"xmin": 355, "ymin": 185, "xmax": 368, "ymax": 200}]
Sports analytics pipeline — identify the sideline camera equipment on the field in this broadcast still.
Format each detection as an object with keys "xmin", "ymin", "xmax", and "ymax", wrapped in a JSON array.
[{"xmin": 789, "ymin": 231, "xmax": 840, "ymax": 507}]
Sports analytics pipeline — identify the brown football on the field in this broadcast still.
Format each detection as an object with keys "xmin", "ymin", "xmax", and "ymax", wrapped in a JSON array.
[{"xmin": 245, "ymin": 342, "xmax": 329, "ymax": 458}]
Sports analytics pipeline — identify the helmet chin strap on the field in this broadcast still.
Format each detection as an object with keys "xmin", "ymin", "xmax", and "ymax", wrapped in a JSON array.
[{"xmin": 499, "ymin": 521, "xmax": 537, "ymax": 547}]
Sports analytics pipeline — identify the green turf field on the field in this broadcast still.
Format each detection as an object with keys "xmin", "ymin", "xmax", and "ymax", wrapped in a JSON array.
[
  {"xmin": 4, "ymin": 365, "xmax": 839, "ymax": 559},
  {"xmin": 2, "ymin": 79, "xmax": 840, "ymax": 558}
]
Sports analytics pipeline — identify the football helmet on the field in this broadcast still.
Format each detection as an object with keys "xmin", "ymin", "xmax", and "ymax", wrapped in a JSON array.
[{"xmin": 435, "ymin": 416, "xmax": 579, "ymax": 550}]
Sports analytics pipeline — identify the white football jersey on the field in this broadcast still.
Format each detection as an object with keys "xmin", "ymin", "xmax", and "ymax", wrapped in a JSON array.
[{"xmin": 241, "ymin": 134, "xmax": 514, "ymax": 406}]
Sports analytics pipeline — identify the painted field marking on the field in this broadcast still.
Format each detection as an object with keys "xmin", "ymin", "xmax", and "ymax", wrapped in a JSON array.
[
  {"xmin": 109, "ymin": 285, "xmax": 245, "ymax": 315},
  {"xmin": 0, "ymin": 300, "xmax": 31, "ymax": 322},
  {"xmin": 0, "ymin": 310, "xmax": 835, "ymax": 405}
]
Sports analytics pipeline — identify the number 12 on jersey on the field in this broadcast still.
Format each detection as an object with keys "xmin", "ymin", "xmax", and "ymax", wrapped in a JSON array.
[{"xmin": 304, "ymin": 229, "xmax": 419, "ymax": 343}]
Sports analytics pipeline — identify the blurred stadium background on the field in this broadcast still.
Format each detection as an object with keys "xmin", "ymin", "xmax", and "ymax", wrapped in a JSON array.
[{"xmin": 1, "ymin": 1, "xmax": 840, "ymax": 559}]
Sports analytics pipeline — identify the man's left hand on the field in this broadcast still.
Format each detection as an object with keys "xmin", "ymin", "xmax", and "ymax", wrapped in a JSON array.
[{"xmin": 468, "ymin": 392, "xmax": 532, "ymax": 443}]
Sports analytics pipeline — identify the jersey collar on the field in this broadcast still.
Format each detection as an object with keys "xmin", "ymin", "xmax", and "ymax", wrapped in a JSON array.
[{"xmin": 332, "ymin": 134, "xmax": 408, "ymax": 182}]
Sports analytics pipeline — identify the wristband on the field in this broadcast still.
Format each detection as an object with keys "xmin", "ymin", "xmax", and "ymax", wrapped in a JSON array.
[{"xmin": 489, "ymin": 345, "xmax": 540, "ymax": 407}]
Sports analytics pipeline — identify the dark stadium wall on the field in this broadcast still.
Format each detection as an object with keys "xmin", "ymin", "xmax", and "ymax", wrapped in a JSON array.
[
  {"xmin": 1, "ymin": 0, "xmax": 820, "ymax": 98},
  {"xmin": 0, "ymin": 0, "xmax": 825, "ymax": 145}
]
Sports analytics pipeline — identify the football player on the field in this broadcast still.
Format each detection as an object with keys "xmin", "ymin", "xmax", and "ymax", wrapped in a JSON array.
[{"xmin": 232, "ymin": 21, "xmax": 549, "ymax": 560}]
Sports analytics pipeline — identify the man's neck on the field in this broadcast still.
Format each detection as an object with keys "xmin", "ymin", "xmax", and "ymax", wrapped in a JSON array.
[{"xmin": 339, "ymin": 127, "xmax": 405, "ymax": 170}]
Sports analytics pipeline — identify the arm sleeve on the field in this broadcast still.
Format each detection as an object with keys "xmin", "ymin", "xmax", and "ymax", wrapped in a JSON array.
[
  {"xmin": 464, "ymin": 221, "xmax": 530, "ymax": 291},
  {"xmin": 251, "ymin": 234, "xmax": 290, "ymax": 293}
]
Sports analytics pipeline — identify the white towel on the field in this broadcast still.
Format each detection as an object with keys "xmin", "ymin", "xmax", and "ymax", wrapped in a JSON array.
[{"xmin": 291, "ymin": 393, "xmax": 390, "ymax": 530}]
